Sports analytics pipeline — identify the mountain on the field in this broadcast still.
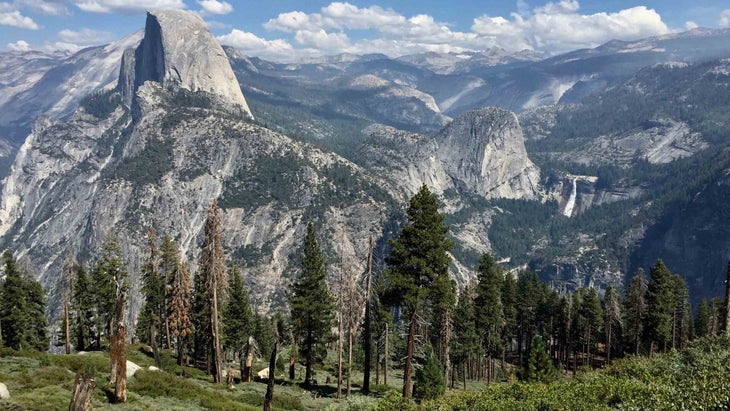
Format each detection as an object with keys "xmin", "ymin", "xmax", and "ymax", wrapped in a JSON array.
[{"xmin": 0, "ymin": 10, "xmax": 540, "ymax": 326}]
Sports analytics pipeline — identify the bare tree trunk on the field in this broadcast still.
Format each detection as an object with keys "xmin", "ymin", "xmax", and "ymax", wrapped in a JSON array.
[
  {"xmin": 337, "ymin": 267, "xmax": 344, "ymax": 399},
  {"xmin": 65, "ymin": 303, "xmax": 71, "ymax": 355},
  {"xmin": 375, "ymin": 353, "xmax": 380, "ymax": 385},
  {"xmin": 263, "ymin": 342, "xmax": 277, "ymax": 411},
  {"xmin": 69, "ymin": 372, "xmax": 96, "ymax": 411},
  {"xmin": 243, "ymin": 337, "xmax": 253, "ymax": 383},
  {"xmin": 109, "ymin": 333, "xmax": 117, "ymax": 385},
  {"xmin": 151, "ymin": 323, "xmax": 161, "ymax": 368},
  {"xmin": 442, "ymin": 312, "xmax": 452, "ymax": 388},
  {"xmin": 403, "ymin": 309, "xmax": 417, "ymax": 398},
  {"xmin": 289, "ymin": 339, "xmax": 296, "ymax": 381},
  {"xmin": 362, "ymin": 236, "xmax": 374, "ymax": 394},
  {"xmin": 165, "ymin": 317, "xmax": 172, "ymax": 350},
  {"xmin": 725, "ymin": 261, "xmax": 730, "ymax": 334},
  {"xmin": 384, "ymin": 324, "xmax": 388, "ymax": 386},
  {"xmin": 347, "ymin": 324, "xmax": 354, "ymax": 397},
  {"xmin": 606, "ymin": 321, "xmax": 612, "ymax": 365},
  {"xmin": 114, "ymin": 324, "xmax": 127, "ymax": 403},
  {"xmin": 211, "ymin": 286, "xmax": 223, "ymax": 383}
]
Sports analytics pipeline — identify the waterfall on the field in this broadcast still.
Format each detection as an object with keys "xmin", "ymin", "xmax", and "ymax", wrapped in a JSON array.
[{"xmin": 562, "ymin": 178, "xmax": 577, "ymax": 217}]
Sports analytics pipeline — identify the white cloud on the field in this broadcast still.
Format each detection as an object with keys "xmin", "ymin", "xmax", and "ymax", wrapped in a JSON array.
[
  {"xmin": 216, "ymin": 29, "xmax": 295, "ymax": 62},
  {"xmin": 42, "ymin": 41, "xmax": 82, "ymax": 53},
  {"xmin": 197, "ymin": 0, "xmax": 232, "ymax": 16},
  {"xmin": 16, "ymin": 0, "xmax": 68, "ymax": 15},
  {"xmin": 720, "ymin": 10, "xmax": 730, "ymax": 28},
  {"xmin": 0, "ymin": 3, "xmax": 40, "ymax": 29},
  {"xmin": 472, "ymin": 3, "xmax": 669, "ymax": 54},
  {"xmin": 6, "ymin": 39, "xmax": 30, "ymax": 51},
  {"xmin": 205, "ymin": 20, "xmax": 230, "ymax": 30},
  {"xmin": 685, "ymin": 21, "xmax": 698, "ymax": 30},
  {"xmin": 72, "ymin": 0, "xmax": 185, "ymax": 14},
  {"xmin": 58, "ymin": 28, "xmax": 113, "ymax": 45},
  {"xmin": 233, "ymin": 1, "xmax": 672, "ymax": 62}
]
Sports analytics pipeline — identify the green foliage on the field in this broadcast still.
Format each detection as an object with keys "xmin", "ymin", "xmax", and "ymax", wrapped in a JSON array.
[
  {"xmin": 91, "ymin": 235, "xmax": 128, "ymax": 346},
  {"xmin": 289, "ymin": 222, "xmax": 336, "ymax": 385},
  {"xmin": 623, "ymin": 268, "xmax": 648, "ymax": 355},
  {"xmin": 695, "ymin": 299, "xmax": 710, "ymax": 337},
  {"xmin": 79, "ymin": 89, "xmax": 122, "ymax": 119},
  {"xmin": 114, "ymin": 135, "xmax": 174, "ymax": 185},
  {"xmin": 520, "ymin": 335, "xmax": 558, "ymax": 383},
  {"xmin": 645, "ymin": 260, "xmax": 674, "ymax": 352},
  {"xmin": 414, "ymin": 350, "xmax": 445, "ymax": 401},
  {"xmin": 0, "ymin": 251, "xmax": 47, "ymax": 351},
  {"xmin": 475, "ymin": 253, "xmax": 504, "ymax": 358},
  {"xmin": 71, "ymin": 264, "xmax": 94, "ymax": 351},
  {"xmin": 223, "ymin": 265, "xmax": 253, "ymax": 355}
]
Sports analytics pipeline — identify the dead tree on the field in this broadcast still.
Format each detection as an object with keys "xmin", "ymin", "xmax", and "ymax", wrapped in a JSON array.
[
  {"xmin": 69, "ymin": 372, "xmax": 96, "ymax": 411},
  {"xmin": 362, "ymin": 236, "xmax": 374, "ymax": 393},
  {"xmin": 725, "ymin": 261, "xmax": 730, "ymax": 334},
  {"xmin": 263, "ymin": 342, "xmax": 278, "ymax": 411},
  {"xmin": 113, "ymin": 324, "xmax": 127, "ymax": 403}
]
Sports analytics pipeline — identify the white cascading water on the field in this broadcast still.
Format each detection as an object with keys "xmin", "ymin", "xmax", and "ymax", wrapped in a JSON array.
[{"xmin": 562, "ymin": 178, "xmax": 577, "ymax": 217}]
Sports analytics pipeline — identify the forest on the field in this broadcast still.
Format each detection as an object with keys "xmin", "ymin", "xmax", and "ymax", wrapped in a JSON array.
[{"xmin": 0, "ymin": 185, "xmax": 728, "ymax": 410}]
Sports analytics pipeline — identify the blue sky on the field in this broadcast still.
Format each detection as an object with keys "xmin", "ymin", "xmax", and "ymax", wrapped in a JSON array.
[{"xmin": 2, "ymin": 1, "xmax": 730, "ymax": 61}]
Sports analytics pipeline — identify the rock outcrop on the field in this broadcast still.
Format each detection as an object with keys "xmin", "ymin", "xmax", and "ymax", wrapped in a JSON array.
[
  {"xmin": 119, "ymin": 10, "xmax": 252, "ymax": 118},
  {"xmin": 436, "ymin": 108, "xmax": 541, "ymax": 199}
]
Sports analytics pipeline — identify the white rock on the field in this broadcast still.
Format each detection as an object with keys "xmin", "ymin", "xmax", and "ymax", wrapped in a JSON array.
[
  {"xmin": 127, "ymin": 360, "xmax": 141, "ymax": 378},
  {"xmin": 148, "ymin": 366, "xmax": 160, "ymax": 371},
  {"xmin": 257, "ymin": 367, "xmax": 270, "ymax": 379},
  {"xmin": 0, "ymin": 382, "xmax": 9, "ymax": 399}
]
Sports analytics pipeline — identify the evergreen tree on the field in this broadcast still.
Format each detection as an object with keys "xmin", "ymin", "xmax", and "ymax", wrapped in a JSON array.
[
  {"xmin": 644, "ymin": 260, "xmax": 674, "ymax": 355},
  {"xmin": 520, "ymin": 335, "xmax": 558, "ymax": 383},
  {"xmin": 624, "ymin": 268, "xmax": 648, "ymax": 355},
  {"xmin": 381, "ymin": 185, "xmax": 452, "ymax": 398},
  {"xmin": 139, "ymin": 229, "xmax": 162, "ymax": 349},
  {"xmin": 254, "ymin": 313, "xmax": 276, "ymax": 360},
  {"xmin": 160, "ymin": 234, "xmax": 180, "ymax": 348},
  {"xmin": 451, "ymin": 283, "xmax": 478, "ymax": 387},
  {"xmin": 670, "ymin": 274, "xmax": 692, "ymax": 349},
  {"xmin": 92, "ymin": 235, "xmax": 127, "ymax": 345},
  {"xmin": 428, "ymin": 270, "xmax": 456, "ymax": 384},
  {"xmin": 579, "ymin": 288, "xmax": 603, "ymax": 367},
  {"xmin": 198, "ymin": 200, "xmax": 228, "ymax": 383},
  {"xmin": 501, "ymin": 272, "xmax": 517, "ymax": 362},
  {"xmin": 289, "ymin": 222, "xmax": 336, "ymax": 387},
  {"xmin": 0, "ymin": 251, "xmax": 47, "ymax": 351},
  {"xmin": 603, "ymin": 284, "xmax": 622, "ymax": 364},
  {"xmin": 516, "ymin": 271, "xmax": 542, "ymax": 365},
  {"xmin": 414, "ymin": 349, "xmax": 445, "ymax": 401},
  {"xmin": 474, "ymin": 253, "xmax": 504, "ymax": 382},
  {"xmin": 192, "ymin": 257, "xmax": 210, "ymax": 367},
  {"xmin": 696, "ymin": 299, "xmax": 710, "ymax": 338},
  {"xmin": 71, "ymin": 265, "xmax": 94, "ymax": 351},
  {"xmin": 223, "ymin": 265, "xmax": 253, "ymax": 358}
]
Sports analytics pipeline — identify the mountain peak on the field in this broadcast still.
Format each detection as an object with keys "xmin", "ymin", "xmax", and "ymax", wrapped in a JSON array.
[{"xmin": 119, "ymin": 9, "xmax": 252, "ymax": 118}]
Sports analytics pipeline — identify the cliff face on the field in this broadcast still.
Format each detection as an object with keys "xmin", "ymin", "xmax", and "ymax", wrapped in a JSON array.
[
  {"xmin": 436, "ymin": 108, "xmax": 541, "ymax": 199},
  {"xmin": 120, "ymin": 10, "xmax": 252, "ymax": 118}
]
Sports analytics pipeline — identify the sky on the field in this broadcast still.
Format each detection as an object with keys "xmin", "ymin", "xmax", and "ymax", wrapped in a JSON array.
[{"xmin": 2, "ymin": 0, "xmax": 730, "ymax": 61}]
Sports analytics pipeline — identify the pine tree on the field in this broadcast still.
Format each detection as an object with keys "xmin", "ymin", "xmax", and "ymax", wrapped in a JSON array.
[
  {"xmin": 414, "ymin": 349, "xmax": 445, "ymax": 401},
  {"xmin": 474, "ymin": 253, "xmax": 504, "ymax": 382},
  {"xmin": 696, "ymin": 299, "xmax": 710, "ymax": 338},
  {"xmin": 579, "ymin": 288, "xmax": 603, "ymax": 368},
  {"xmin": 160, "ymin": 234, "xmax": 180, "ymax": 349},
  {"xmin": 382, "ymin": 185, "xmax": 452, "ymax": 398},
  {"xmin": 0, "ymin": 251, "xmax": 47, "ymax": 351},
  {"xmin": 603, "ymin": 285, "xmax": 622, "ymax": 364},
  {"xmin": 223, "ymin": 265, "xmax": 253, "ymax": 361},
  {"xmin": 623, "ymin": 268, "xmax": 647, "ymax": 355},
  {"xmin": 289, "ymin": 222, "xmax": 336, "ymax": 387},
  {"xmin": 139, "ymin": 229, "xmax": 162, "ymax": 363},
  {"xmin": 644, "ymin": 260, "xmax": 674, "ymax": 355},
  {"xmin": 92, "ymin": 235, "xmax": 127, "ymax": 345},
  {"xmin": 428, "ymin": 270, "xmax": 456, "ymax": 385},
  {"xmin": 71, "ymin": 265, "xmax": 94, "ymax": 351},
  {"xmin": 521, "ymin": 335, "xmax": 558, "ymax": 383},
  {"xmin": 501, "ymin": 272, "xmax": 517, "ymax": 364},
  {"xmin": 670, "ymin": 274, "xmax": 692, "ymax": 349},
  {"xmin": 451, "ymin": 283, "xmax": 478, "ymax": 388},
  {"xmin": 198, "ymin": 200, "xmax": 228, "ymax": 383}
]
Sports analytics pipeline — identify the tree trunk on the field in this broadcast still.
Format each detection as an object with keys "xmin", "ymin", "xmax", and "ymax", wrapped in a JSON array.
[
  {"xmin": 442, "ymin": 312, "xmax": 452, "ymax": 388},
  {"xmin": 243, "ymin": 337, "xmax": 253, "ymax": 383},
  {"xmin": 151, "ymin": 323, "xmax": 161, "ymax": 368},
  {"xmin": 289, "ymin": 343, "xmax": 296, "ymax": 381},
  {"xmin": 211, "ymin": 286, "xmax": 223, "ymax": 383},
  {"xmin": 69, "ymin": 372, "xmax": 96, "ymax": 411},
  {"xmin": 65, "ymin": 304, "xmax": 71, "ymax": 355},
  {"xmin": 606, "ymin": 322, "xmax": 612, "ymax": 365},
  {"xmin": 403, "ymin": 308, "xmax": 417, "ymax": 398},
  {"xmin": 113, "ymin": 324, "xmax": 127, "ymax": 403},
  {"xmin": 109, "ymin": 333, "xmax": 117, "ymax": 385},
  {"xmin": 384, "ymin": 324, "xmax": 388, "ymax": 386},
  {"xmin": 337, "ymin": 294, "xmax": 343, "ymax": 398},
  {"xmin": 177, "ymin": 336, "xmax": 185, "ymax": 366},
  {"xmin": 375, "ymin": 353, "xmax": 380, "ymax": 385},
  {"xmin": 347, "ymin": 324, "xmax": 354, "ymax": 397},
  {"xmin": 362, "ymin": 236, "xmax": 373, "ymax": 394},
  {"xmin": 725, "ymin": 261, "xmax": 730, "ymax": 334},
  {"xmin": 263, "ymin": 342, "xmax": 277, "ymax": 411},
  {"xmin": 165, "ymin": 317, "xmax": 172, "ymax": 350}
]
